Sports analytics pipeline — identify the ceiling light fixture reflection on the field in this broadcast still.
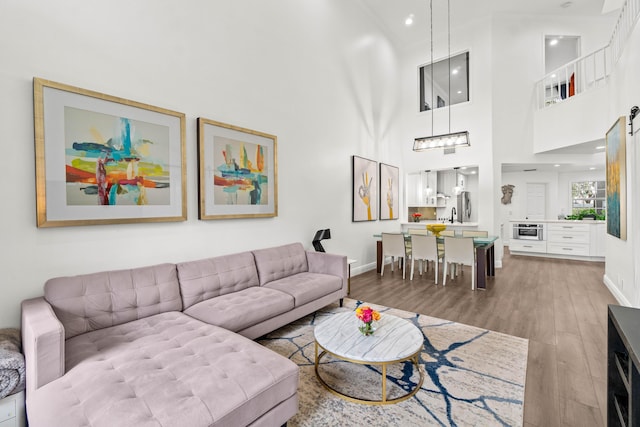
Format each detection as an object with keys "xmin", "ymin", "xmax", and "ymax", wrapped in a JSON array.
[
  {"xmin": 549, "ymin": 39, "xmax": 559, "ymax": 46},
  {"xmin": 414, "ymin": 0, "xmax": 470, "ymax": 152},
  {"xmin": 405, "ymin": 14, "xmax": 414, "ymax": 26}
]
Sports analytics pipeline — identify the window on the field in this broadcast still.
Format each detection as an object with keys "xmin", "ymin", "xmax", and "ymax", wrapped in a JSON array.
[
  {"xmin": 419, "ymin": 52, "xmax": 469, "ymax": 112},
  {"xmin": 571, "ymin": 181, "xmax": 606, "ymax": 216}
]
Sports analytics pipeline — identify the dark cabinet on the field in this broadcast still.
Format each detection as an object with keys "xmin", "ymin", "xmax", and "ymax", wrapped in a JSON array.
[{"xmin": 608, "ymin": 305, "xmax": 640, "ymax": 426}]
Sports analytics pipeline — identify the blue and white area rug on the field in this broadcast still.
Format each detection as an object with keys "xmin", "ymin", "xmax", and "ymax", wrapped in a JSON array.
[{"xmin": 258, "ymin": 298, "xmax": 528, "ymax": 426}]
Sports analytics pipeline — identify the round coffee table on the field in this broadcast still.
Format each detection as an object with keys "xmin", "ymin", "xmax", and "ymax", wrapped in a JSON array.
[{"xmin": 314, "ymin": 311, "xmax": 424, "ymax": 405}]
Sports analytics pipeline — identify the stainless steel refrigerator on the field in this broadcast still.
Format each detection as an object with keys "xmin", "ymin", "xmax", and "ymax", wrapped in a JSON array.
[{"xmin": 457, "ymin": 191, "xmax": 472, "ymax": 223}]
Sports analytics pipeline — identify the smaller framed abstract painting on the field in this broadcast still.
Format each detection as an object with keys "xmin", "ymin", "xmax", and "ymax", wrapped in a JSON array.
[
  {"xmin": 34, "ymin": 78, "xmax": 187, "ymax": 227},
  {"xmin": 379, "ymin": 163, "xmax": 399, "ymax": 220},
  {"xmin": 605, "ymin": 116, "xmax": 627, "ymax": 240},
  {"xmin": 352, "ymin": 156, "xmax": 377, "ymax": 222},
  {"xmin": 197, "ymin": 118, "xmax": 277, "ymax": 219}
]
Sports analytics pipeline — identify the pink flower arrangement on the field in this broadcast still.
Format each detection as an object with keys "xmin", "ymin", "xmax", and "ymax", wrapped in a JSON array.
[{"xmin": 355, "ymin": 306, "xmax": 380, "ymax": 336}]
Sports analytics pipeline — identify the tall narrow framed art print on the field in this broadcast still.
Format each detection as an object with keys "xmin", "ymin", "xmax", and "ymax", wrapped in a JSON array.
[
  {"xmin": 197, "ymin": 118, "xmax": 277, "ymax": 220},
  {"xmin": 33, "ymin": 78, "xmax": 187, "ymax": 227},
  {"xmin": 352, "ymin": 155, "xmax": 377, "ymax": 222},
  {"xmin": 379, "ymin": 163, "xmax": 399, "ymax": 220}
]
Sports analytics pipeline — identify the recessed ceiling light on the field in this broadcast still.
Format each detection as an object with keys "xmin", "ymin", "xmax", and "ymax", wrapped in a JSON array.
[
  {"xmin": 457, "ymin": 90, "xmax": 462, "ymax": 94},
  {"xmin": 452, "ymin": 68, "xmax": 459, "ymax": 75},
  {"xmin": 470, "ymin": 171, "xmax": 476, "ymax": 174},
  {"xmin": 549, "ymin": 39, "xmax": 559, "ymax": 46},
  {"xmin": 460, "ymin": 166, "xmax": 467, "ymax": 169},
  {"xmin": 554, "ymin": 164, "xmax": 560, "ymax": 167},
  {"xmin": 551, "ymin": 73, "xmax": 557, "ymax": 78},
  {"xmin": 589, "ymin": 167, "xmax": 596, "ymax": 170},
  {"xmin": 596, "ymin": 145, "xmax": 605, "ymax": 149},
  {"xmin": 405, "ymin": 14, "xmax": 414, "ymax": 26}
]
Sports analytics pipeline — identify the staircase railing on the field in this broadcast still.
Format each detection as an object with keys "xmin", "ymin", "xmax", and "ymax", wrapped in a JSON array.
[{"xmin": 536, "ymin": 0, "xmax": 640, "ymax": 109}]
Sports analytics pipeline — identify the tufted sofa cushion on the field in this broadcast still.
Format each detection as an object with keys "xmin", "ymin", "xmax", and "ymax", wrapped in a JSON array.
[
  {"xmin": 263, "ymin": 272, "xmax": 343, "ymax": 306},
  {"xmin": 252, "ymin": 243, "xmax": 308, "ymax": 286},
  {"xmin": 44, "ymin": 263, "xmax": 181, "ymax": 339},
  {"xmin": 184, "ymin": 287, "xmax": 294, "ymax": 332},
  {"xmin": 26, "ymin": 312, "xmax": 299, "ymax": 427},
  {"xmin": 176, "ymin": 251, "xmax": 260, "ymax": 310}
]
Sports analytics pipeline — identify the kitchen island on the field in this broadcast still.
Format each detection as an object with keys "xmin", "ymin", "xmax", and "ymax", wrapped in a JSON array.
[
  {"xmin": 508, "ymin": 219, "xmax": 605, "ymax": 261},
  {"xmin": 402, "ymin": 221, "xmax": 479, "ymax": 235}
]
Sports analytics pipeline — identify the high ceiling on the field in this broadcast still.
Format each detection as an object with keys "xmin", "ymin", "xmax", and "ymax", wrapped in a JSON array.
[
  {"xmin": 362, "ymin": 0, "xmax": 616, "ymax": 49},
  {"xmin": 362, "ymin": 0, "xmax": 619, "ymax": 173}
]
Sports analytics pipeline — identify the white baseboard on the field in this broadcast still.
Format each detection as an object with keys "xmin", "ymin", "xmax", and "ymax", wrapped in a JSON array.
[
  {"xmin": 351, "ymin": 262, "xmax": 377, "ymax": 276},
  {"xmin": 351, "ymin": 259, "xmax": 502, "ymax": 277},
  {"xmin": 603, "ymin": 274, "xmax": 632, "ymax": 306}
]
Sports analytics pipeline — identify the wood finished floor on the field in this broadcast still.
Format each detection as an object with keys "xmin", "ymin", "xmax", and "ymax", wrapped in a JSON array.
[{"xmin": 348, "ymin": 248, "xmax": 617, "ymax": 427}]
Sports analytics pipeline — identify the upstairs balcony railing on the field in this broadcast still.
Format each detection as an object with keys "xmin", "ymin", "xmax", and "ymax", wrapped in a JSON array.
[
  {"xmin": 536, "ymin": 46, "xmax": 610, "ymax": 108},
  {"xmin": 536, "ymin": 0, "xmax": 640, "ymax": 109}
]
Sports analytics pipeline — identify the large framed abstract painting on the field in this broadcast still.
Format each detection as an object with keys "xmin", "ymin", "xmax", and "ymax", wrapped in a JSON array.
[
  {"xmin": 352, "ymin": 156, "xmax": 377, "ymax": 222},
  {"xmin": 197, "ymin": 118, "xmax": 277, "ymax": 219},
  {"xmin": 379, "ymin": 163, "xmax": 399, "ymax": 220},
  {"xmin": 33, "ymin": 78, "xmax": 186, "ymax": 227},
  {"xmin": 605, "ymin": 116, "xmax": 627, "ymax": 240}
]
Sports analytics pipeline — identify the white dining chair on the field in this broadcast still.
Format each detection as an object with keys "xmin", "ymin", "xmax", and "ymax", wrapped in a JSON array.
[
  {"xmin": 462, "ymin": 230, "xmax": 488, "ymax": 237},
  {"xmin": 442, "ymin": 236, "xmax": 476, "ymax": 290},
  {"xmin": 410, "ymin": 234, "xmax": 443, "ymax": 283},
  {"xmin": 381, "ymin": 233, "xmax": 408, "ymax": 279},
  {"xmin": 408, "ymin": 228, "xmax": 429, "ymax": 235}
]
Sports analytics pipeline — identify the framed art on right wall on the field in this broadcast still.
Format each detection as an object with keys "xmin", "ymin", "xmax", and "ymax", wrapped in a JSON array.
[{"xmin": 605, "ymin": 116, "xmax": 626, "ymax": 240}]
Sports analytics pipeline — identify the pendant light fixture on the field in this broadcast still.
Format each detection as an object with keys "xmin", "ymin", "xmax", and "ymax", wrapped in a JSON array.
[{"xmin": 413, "ymin": 0, "xmax": 470, "ymax": 152}]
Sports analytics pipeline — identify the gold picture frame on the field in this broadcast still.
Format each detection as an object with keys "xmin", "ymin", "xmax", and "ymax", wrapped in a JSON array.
[
  {"xmin": 197, "ymin": 117, "xmax": 278, "ymax": 220},
  {"xmin": 34, "ymin": 78, "xmax": 187, "ymax": 227}
]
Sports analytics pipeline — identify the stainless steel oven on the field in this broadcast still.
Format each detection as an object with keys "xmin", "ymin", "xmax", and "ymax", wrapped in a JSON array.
[{"xmin": 512, "ymin": 223, "xmax": 544, "ymax": 240}]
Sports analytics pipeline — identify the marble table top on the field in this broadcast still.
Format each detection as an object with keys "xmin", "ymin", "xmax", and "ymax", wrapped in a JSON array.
[{"xmin": 314, "ymin": 311, "xmax": 424, "ymax": 363}]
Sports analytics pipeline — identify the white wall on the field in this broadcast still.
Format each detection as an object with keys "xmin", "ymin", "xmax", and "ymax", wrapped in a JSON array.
[
  {"xmin": 491, "ymin": 13, "xmax": 615, "ymax": 167},
  {"xmin": 0, "ymin": 0, "xmax": 403, "ymax": 327},
  {"xmin": 500, "ymin": 171, "xmax": 560, "ymax": 226},
  {"xmin": 399, "ymin": 17, "xmax": 496, "ymax": 231},
  {"xmin": 603, "ymin": 17, "xmax": 640, "ymax": 307}
]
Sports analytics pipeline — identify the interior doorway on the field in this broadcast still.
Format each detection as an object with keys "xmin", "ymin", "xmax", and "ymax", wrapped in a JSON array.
[{"xmin": 526, "ymin": 183, "xmax": 546, "ymax": 220}]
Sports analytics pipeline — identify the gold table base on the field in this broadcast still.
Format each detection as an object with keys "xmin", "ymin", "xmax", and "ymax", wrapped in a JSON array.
[{"xmin": 314, "ymin": 341, "xmax": 424, "ymax": 405}]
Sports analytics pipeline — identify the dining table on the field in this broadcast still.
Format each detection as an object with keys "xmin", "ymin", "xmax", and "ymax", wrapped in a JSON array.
[{"xmin": 373, "ymin": 233, "xmax": 498, "ymax": 290}]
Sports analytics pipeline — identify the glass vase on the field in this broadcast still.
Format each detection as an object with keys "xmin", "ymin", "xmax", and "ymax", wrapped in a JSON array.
[{"xmin": 358, "ymin": 320, "xmax": 377, "ymax": 336}]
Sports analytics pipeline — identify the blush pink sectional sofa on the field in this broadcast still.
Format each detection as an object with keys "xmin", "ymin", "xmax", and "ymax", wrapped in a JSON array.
[{"xmin": 20, "ymin": 242, "xmax": 347, "ymax": 427}]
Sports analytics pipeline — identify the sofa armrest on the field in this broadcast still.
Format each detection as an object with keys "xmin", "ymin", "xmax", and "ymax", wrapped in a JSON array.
[
  {"xmin": 21, "ymin": 297, "xmax": 65, "ymax": 393},
  {"xmin": 306, "ymin": 252, "xmax": 348, "ymax": 293}
]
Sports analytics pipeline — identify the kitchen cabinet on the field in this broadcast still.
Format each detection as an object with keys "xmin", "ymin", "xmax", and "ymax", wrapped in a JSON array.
[
  {"xmin": 406, "ymin": 171, "xmax": 437, "ymax": 207},
  {"xmin": 607, "ymin": 305, "xmax": 640, "ymax": 427},
  {"xmin": 509, "ymin": 240, "xmax": 547, "ymax": 254},
  {"xmin": 547, "ymin": 223, "xmax": 590, "ymax": 256},
  {"xmin": 437, "ymin": 170, "xmax": 456, "ymax": 197},
  {"xmin": 456, "ymin": 172, "xmax": 466, "ymax": 191},
  {"xmin": 593, "ymin": 222, "xmax": 606, "ymax": 257},
  {"xmin": 508, "ymin": 220, "xmax": 604, "ymax": 261}
]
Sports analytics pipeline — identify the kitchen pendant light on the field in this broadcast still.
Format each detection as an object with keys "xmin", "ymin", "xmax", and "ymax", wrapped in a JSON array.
[{"xmin": 413, "ymin": 0, "xmax": 470, "ymax": 152}]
